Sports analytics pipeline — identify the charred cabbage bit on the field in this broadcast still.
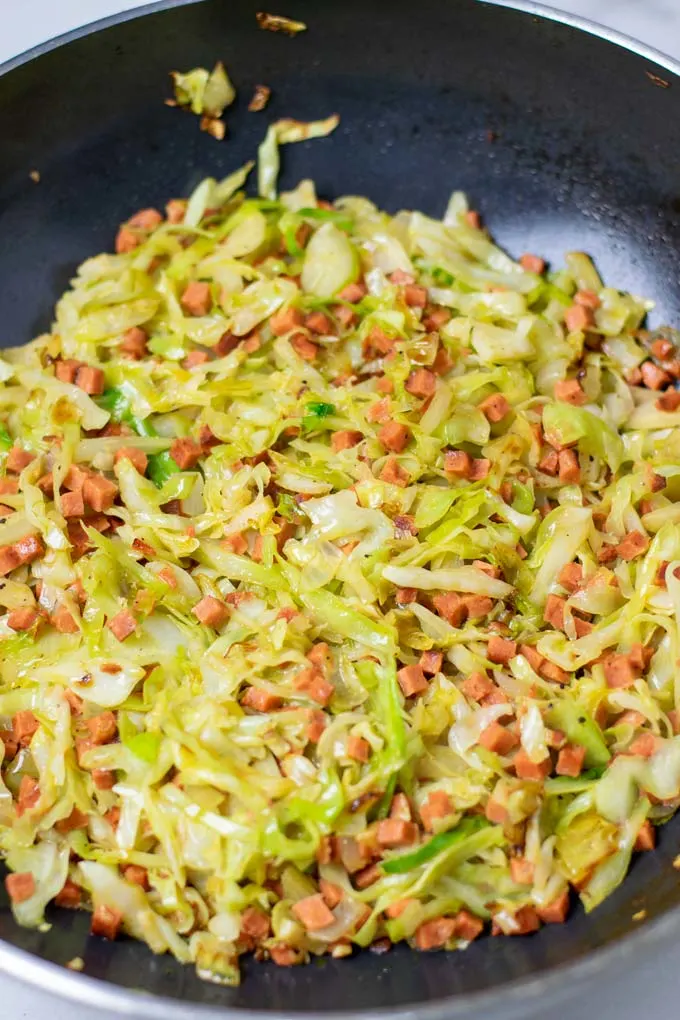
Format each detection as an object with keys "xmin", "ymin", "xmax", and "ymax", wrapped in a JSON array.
[
  {"xmin": 168, "ymin": 61, "xmax": 236, "ymax": 140},
  {"xmin": 258, "ymin": 115, "xmax": 340, "ymax": 199},
  {"xmin": 2, "ymin": 149, "xmax": 680, "ymax": 987},
  {"xmin": 248, "ymin": 84, "xmax": 271, "ymax": 112},
  {"xmin": 256, "ymin": 12, "xmax": 307, "ymax": 34}
]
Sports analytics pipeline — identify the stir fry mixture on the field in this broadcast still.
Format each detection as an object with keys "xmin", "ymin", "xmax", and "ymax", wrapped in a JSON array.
[{"xmin": 2, "ymin": 160, "xmax": 680, "ymax": 985}]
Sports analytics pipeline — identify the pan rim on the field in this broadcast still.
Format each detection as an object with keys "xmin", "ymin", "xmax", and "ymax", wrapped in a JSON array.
[{"xmin": 1, "ymin": 0, "xmax": 680, "ymax": 1016}]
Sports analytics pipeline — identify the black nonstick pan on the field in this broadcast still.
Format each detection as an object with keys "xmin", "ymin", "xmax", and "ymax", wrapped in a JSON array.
[{"xmin": 1, "ymin": 1, "xmax": 680, "ymax": 1017}]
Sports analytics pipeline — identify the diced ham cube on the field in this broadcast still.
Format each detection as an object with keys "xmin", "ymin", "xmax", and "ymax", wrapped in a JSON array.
[
  {"xmin": 556, "ymin": 744, "xmax": 586, "ymax": 777},
  {"xmin": 13, "ymin": 710, "xmax": 39, "ymax": 746},
  {"xmin": 318, "ymin": 879, "xmax": 343, "ymax": 910},
  {"xmin": 122, "ymin": 865, "xmax": 149, "ymax": 889},
  {"xmin": 347, "ymin": 735, "xmax": 371, "ymax": 762},
  {"xmin": 564, "ymin": 304, "xmax": 594, "ymax": 332},
  {"xmin": 405, "ymin": 369, "xmax": 437, "ymax": 399},
  {"xmin": 63, "ymin": 464, "xmax": 90, "ymax": 491},
  {"xmin": 419, "ymin": 650, "xmax": 443, "ymax": 676},
  {"xmin": 519, "ymin": 253, "xmax": 545, "ymax": 274},
  {"xmin": 7, "ymin": 607, "xmax": 38, "ymax": 632},
  {"xmin": 120, "ymin": 326, "xmax": 148, "ymax": 359},
  {"xmin": 305, "ymin": 311, "xmax": 333, "ymax": 335},
  {"xmin": 461, "ymin": 594, "xmax": 493, "ymax": 619},
  {"xmin": 14, "ymin": 534, "xmax": 44, "ymax": 566},
  {"xmin": 92, "ymin": 769, "xmax": 115, "ymax": 790},
  {"xmin": 292, "ymin": 894, "xmax": 335, "ymax": 931},
  {"xmin": 307, "ymin": 642, "xmax": 330, "ymax": 667},
  {"xmin": 469, "ymin": 458, "xmax": 491, "ymax": 480},
  {"xmin": 376, "ymin": 818, "xmax": 418, "ymax": 847},
  {"xmin": 444, "ymin": 450, "xmax": 471, "ymax": 477},
  {"xmin": 17, "ymin": 775, "xmax": 40, "ymax": 814},
  {"xmin": 6, "ymin": 447, "xmax": 34, "ymax": 473},
  {"xmin": 0, "ymin": 545, "xmax": 20, "ymax": 576},
  {"xmin": 269, "ymin": 306, "xmax": 304, "ymax": 336},
  {"xmin": 51, "ymin": 606, "xmax": 79, "ymax": 633},
  {"xmin": 397, "ymin": 664, "xmax": 428, "ymax": 697},
  {"xmin": 656, "ymin": 390, "xmax": 680, "ymax": 412},
  {"xmin": 338, "ymin": 281, "xmax": 367, "ymax": 303},
  {"xmin": 432, "ymin": 592, "xmax": 467, "ymax": 626},
  {"xmin": 61, "ymin": 489, "xmax": 85, "ymax": 517},
  {"xmin": 478, "ymin": 393, "xmax": 510, "ymax": 423},
  {"xmin": 240, "ymin": 906, "xmax": 271, "ymax": 942},
  {"xmin": 294, "ymin": 666, "xmax": 334, "ymax": 706},
  {"xmin": 558, "ymin": 562, "xmax": 583, "ymax": 592},
  {"xmin": 617, "ymin": 530, "xmax": 649, "ymax": 561},
  {"xmin": 536, "ymin": 889, "xmax": 570, "ymax": 923},
  {"xmin": 54, "ymin": 807, "xmax": 89, "ymax": 834},
  {"xmin": 180, "ymin": 281, "xmax": 212, "ymax": 316},
  {"xmin": 5, "ymin": 872, "xmax": 36, "ymax": 904},
  {"xmin": 306, "ymin": 710, "xmax": 327, "ymax": 743},
  {"xmin": 91, "ymin": 903, "xmax": 123, "ymax": 940},
  {"xmin": 641, "ymin": 360, "xmax": 670, "ymax": 390},
  {"xmin": 415, "ymin": 917, "xmax": 456, "ymax": 951},
  {"xmin": 114, "ymin": 447, "xmax": 148, "ymax": 474},
  {"xmin": 554, "ymin": 379, "xmax": 586, "ymax": 405},
  {"xmin": 115, "ymin": 226, "xmax": 141, "ymax": 253},
  {"xmin": 487, "ymin": 636, "xmax": 517, "ymax": 664},
  {"xmin": 485, "ymin": 797, "xmax": 508, "ymax": 825},
  {"xmin": 574, "ymin": 289, "xmax": 601, "ymax": 310},
  {"xmin": 462, "ymin": 671, "xmax": 495, "ymax": 702},
  {"xmin": 107, "ymin": 609, "xmax": 136, "ymax": 642},
  {"xmin": 452, "ymin": 909, "xmax": 484, "ymax": 941},
  {"xmin": 86, "ymin": 711, "xmax": 117, "ymax": 745},
  {"xmin": 331, "ymin": 430, "xmax": 363, "ymax": 453},
  {"xmin": 55, "ymin": 879, "xmax": 82, "ymax": 909},
  {"xmin": 510, "ymin": 857, "xmax": 535, "ymax": 885},
  {"xmin": 127, "ymin": 208, "xmax": 162, "ymax": 231},
  {"xmin": 75, "ymin": 365, "xmax": 105, "ymax": 395},
  {"xmin": 479, "ymin": 722, "xmax": 518, "ymax": 755},
  {"xmin": 634, "ymin": 820, "xmax": 656, "ymax": 852},
  {"xmin": 544, "ymin": 594, "xmax": 566, "ymax": 630},
  {"xmin": 628, "ymin": 732, "xmax": 659, "ymax": 758},
  {"xmin": 558, "ymin": 449, "xmax": 580, "ymax": 484},
  {"xmin": 242, "ymin": 687, "xmax": 282, "ymax": 712},
  {"xmin": 269, "ymin": 945, "xmax": 302, "ymax": 967},
  {"xmin": 169, "ymin": 438, "xmax": 202, "ymax": 470},
  {"xmin": 192, "ymin": 595, "xmax": 229, "ymax": 628},
  {"xmin": 0, "ymin": 730, "xmax": 18, "ymax": 762},
  {"xmin": 539, "ymin": 660, "xmax": 569, "ymax": 684},
  {"xmin": 380, "ymin": 456, "xmax": 409, "ymax": 486},
  {"xmin": 603, "ymin": 653, "xmax": 638, "ymax": 688},
  {"xmin": 403, "ymin": 284, "xmax": 428, "ymax": 308},
  {"xmin": 0, "ymin": 478, "xmax": 19, "ymax": 495},
  {"xmin": 378, "ymin": 421, "xmax": 410, "ymax": 453},
  {"xmin": 55, "ymin": 359, "xmax": 81, "ymax": 384},
  {"xmin": 290, "ymin": 333, "xmax": 319, "ymax": 361},
  {"xmin": 513, "ymin": 748, "xmax": 551, "ymax": 781},
  {"xmin": 367, "ymin": 398, "xmax": 391, "ymax": 424},
  {"xmin": 420, "ymin": 790, "xmax": 452, "ymax": 832},
  {"xmin": 83, "ymin": 475, "xmax": 118, "ymax": 512},
  {"xmin": 538, "ymin": 449, "xmax": 559, "ymax": 476}
]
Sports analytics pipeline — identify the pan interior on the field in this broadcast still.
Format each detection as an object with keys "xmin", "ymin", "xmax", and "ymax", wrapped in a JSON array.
[{"xmin": 0, "ymin": 0, "xmax": 679, "ymax": 1011}]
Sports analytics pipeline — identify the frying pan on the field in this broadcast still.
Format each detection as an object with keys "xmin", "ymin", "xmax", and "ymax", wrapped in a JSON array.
[{"xmin": 1, "ymin": 0, "xmax": 679, "ymax": 1017}]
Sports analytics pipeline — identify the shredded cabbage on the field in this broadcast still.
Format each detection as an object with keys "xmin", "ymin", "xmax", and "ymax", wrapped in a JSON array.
[{"xmin": 1, "ymin": 159, "xmax": 677, "ymax": 983}]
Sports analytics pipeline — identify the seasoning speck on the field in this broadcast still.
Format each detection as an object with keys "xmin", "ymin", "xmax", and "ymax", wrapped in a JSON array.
[
  {"xmin": 67, "ymin": 956, "xmax": 84, "ymax": 971},
  {"xmin": 632, "ymin": 909, "xmax": 647, "ymax": 922},
  {"xmin": 29, "ymin": 170, "xmax": 40, "ymax": 183}
]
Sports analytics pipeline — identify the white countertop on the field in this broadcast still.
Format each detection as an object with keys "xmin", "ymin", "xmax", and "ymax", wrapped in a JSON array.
[{"xmin": 2, "ymin": 1, "xmax": 680, "ymax": 1018}]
